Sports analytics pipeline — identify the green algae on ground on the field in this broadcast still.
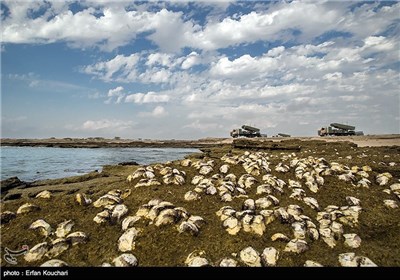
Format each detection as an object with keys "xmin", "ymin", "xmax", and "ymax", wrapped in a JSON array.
[{"xmin": 1, "ymin": 140, "xmax": 399, "ymax": 267}]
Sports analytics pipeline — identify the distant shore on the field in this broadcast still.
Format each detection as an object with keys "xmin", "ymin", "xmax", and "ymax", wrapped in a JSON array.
[
  {"xmin": 0, "ymin": 137, "xmax": 233, "ymax": 149},
  {"xmin": 1, "ymin": 134, "xmax": 399, "ymax": 148}
]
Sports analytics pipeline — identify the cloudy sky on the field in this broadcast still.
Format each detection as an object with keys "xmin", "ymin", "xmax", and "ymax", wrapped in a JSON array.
[{"xmin": 1, "ymin": 0, "xmax": 399, "ymax": 139}]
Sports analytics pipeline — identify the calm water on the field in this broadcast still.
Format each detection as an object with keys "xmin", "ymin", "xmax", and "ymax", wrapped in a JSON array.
[{"xmin": 0, "ymin": 146, "xmax": 199, "ymax": 181}]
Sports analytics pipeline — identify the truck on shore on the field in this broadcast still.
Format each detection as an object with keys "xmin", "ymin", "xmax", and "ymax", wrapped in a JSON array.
[
  {"xmin": 318, "ymin": 123, "xmax": 364, "ymax": 136},
  {"xmin": 230, "ymin": 125, "xmax": 263, "ymax": 138}
]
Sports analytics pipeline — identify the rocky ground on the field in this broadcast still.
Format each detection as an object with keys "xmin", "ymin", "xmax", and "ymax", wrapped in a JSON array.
[{"xmin": 1, "ymin": 139, "xmax": 399, "ymax": 267}]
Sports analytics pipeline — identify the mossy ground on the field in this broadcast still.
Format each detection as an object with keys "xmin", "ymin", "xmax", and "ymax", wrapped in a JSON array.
[{"xmin": 1, "ymin": 140, "xmax": 399, "ymax": 267}]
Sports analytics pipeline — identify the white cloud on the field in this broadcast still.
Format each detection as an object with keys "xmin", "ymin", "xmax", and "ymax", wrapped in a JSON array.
[
  {"xmin": 2, "ymin": 1, "xmax": 399, "ymax": 53},
  {"xmin": 125, "ymin": 91, "xmax": 170, "ymax": 104},
  {"xmin": 1, "ymin": 2, "xmax": 186, "ymax": 51},
  {"xmin": 81, "ymin": 119, "xmax": 134, "ymax": 131},
  {"xmin": 82, "ymin": 54, "xmax": 139, "ymax": 82},
  {"xmin": 2, "ymin": 2, "xmax": 399, "ymax": 138},
  {"xmin": 181, "ymin": 51, "xmax": 200, "ymax": 69},
  {"xmin": 146, "ymin": 53, "xmax": 175, "ymax": 67},
  {"xmin": 139, "ymin": 106, "xmax": 168, "ymax": 118},
  {"xmin": 107, "ymin": 86, "xmax": 125, "ymax": 103}
]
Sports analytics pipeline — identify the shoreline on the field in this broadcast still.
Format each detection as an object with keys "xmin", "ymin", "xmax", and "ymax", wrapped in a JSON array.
[
  {"xmin": 1, "ymin": 134, "xmax": 399, "ymax": 149},
  {"xmin": 0, "ymin": 138, "xmax": 232, "ymax": 149}
]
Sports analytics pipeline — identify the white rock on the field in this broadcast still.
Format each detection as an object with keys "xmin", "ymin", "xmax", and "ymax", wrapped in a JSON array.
[
  {"xmin": 219, "ymin": 258, "xmax": 237, "ymax": 267},
  {"xmin": 223, "ymin": 217, "xmax": 241, "ymax": 235},
  {"xmin": 122, "ymin": 216, "xmax": 141, "ymax": 231},
  {"xmin": 29, "ymin": 219, "xmax": 53, "ymax": 237},
  {"xmin": 93, "ymin": 210, "xmax": 110, "ymax": 224},
  {"xmin": 66, "ymin": 231, "xmax": 87, "ymax": 245},
  {"xmin": 343, "ymin": 233, "xmax": 362, "ymax": 248},
  {"xmin": 384, "ymin": 200, "xmax": 398, "ymax": 209},
  {"xmin": 24, "ymin": 242, "xmax": 48, "ymax": 262},
  {"xmin": 178, "ymin": 221, "xmax": 199, "ymax": 236},
  {"xmin": 93, "ymin": 194, "xmax": 121, "ymax": 208},
  {"xmin": 46, "ymin": 238, "xmax": 69, "ymax": 258},
  {"xmin": 187, "ymin": 257, "xmax": 209, "ymax": 267},
  {"xmin": 255, "ymin": 197, "xmax": 272, "ymax": 209},
  {"xmin": 113, "ymin": 254, "xmax": 138, "ymax": 267},
  {"xmin": 390, "ymin": 183, "xmax": 400, "ymax": 192},
  {"xmin": 17, "ymin": 203, "xmax": 40, "ymax": 214},
  {"xmin": 36, "ymin": 190, "xmax": 51, "ymax": 199},
  {"xmin": 338, "ymin": 252, "xmax": 357, "ymax": 267},
  {"xmin": 271, "ymin": 233, "xmax": 290, "ymax": 242},
  {"xmin": 219, "ymin": 164, "xmax": 230, "ymax": 174},
  {"xmin": 184, "ymin": 191, "xmax": 201, "ymax": 201},
  {"xmin": 118, "ymin": 228, "xmax": 140, "ymax": 252},
  {"xmin": 261, "ymin": 247, "xmax": 279, "ymax": 267},
  {"xmin": 239, "ymin": 247, "xmax": 261, "ymax": 267},
  {"xmin": 304, "ymin": 260, "xmax": 323, "ymax": 267},
  {"xmin": 346, "ymin": 196, "xmax": 361, "ymax": 206},
  {"xmin": 111, "ymin": 204, "xmax": 129, "ymax": 223},
  {"xmin": 284, "ymin": 239, "xmax": 309, "ymax": 254},
  {"xmin": 185, "ymin": 251, "xmax": 209, "ymax": 267},
  {"xmin": 40, "ymin": 259, "xmax": 68, "ymax": 267},
  {"xmin": 55, "ymin": 220, "xmax": 74, "ymax": 238},
  {"xmin": 221, "ymin": 193, "xmax": 232, "ymax": 202}
]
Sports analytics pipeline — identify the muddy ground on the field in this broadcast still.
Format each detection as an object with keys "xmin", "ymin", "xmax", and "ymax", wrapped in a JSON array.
[{"xmin": 1, "ymin": 139, "xmax": 399, "ymax": 267}]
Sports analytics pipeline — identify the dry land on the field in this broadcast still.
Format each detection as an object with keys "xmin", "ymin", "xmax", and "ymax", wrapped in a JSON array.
[{"xmin": 1, "ymin": 136, "xmax": 399, "ymax": 267}]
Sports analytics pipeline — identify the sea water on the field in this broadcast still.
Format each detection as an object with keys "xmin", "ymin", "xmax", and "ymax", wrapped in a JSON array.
[{"xmin": 0, "ymin": 146, "xmax": 199, "ymax": 181}]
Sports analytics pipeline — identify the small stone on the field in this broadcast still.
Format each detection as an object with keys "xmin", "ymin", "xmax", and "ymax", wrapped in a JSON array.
[
  {"xmin": 17, "ymin": 203, "xmax": 40, "ymax": 214},
  {"xmin": 384, "ymin": 200, "xmax": 398, "ymax": 209},
  {"xmin": 343, "ymin": 233, "xmax": 362, "ymax": 248},
  {"xmin": 219, "ymin": 258, "xmax": 237, "ymax": 267},
  {"xmin": 261, "ymin": 247, "xmax": 279, "ymax": 267},
  {"xmin": 93, "ymin": 210, "xmax": 111, "ymax": 224},
  {"xmin": 93, "ymin": 194, "xmax": 121, "ymax": 208},
  {"xmin": 111, "ymin": 204, "xmax": 129, "ymax": 223},
  {"xmin": 55, "ymin": 220, "xmax": 74, "ymax": 238},
  {"xmin": 121, "ymin": 216, "xmax": 141, "ymax": 231},
  {"xmin": 40, "ymin": 259, "xmax": 68, "ymax": 267},
  {"xmin": 187, "ymin": 257, "xmax": 209, "ymax": 267},
  {"xmin": 223, "ymin": 217, "xmax": 241, "ymax": 235},
  {"xmin": 284, "ymin": 239, "xmax": 309, "ymax": 254},
  {"xmin": 113, "ymin": 254, "xmax": 138, "ymax": 267},
  {"xmin": 390, "ymin": 183, "xmax": 400, "ymax": 192},
  {"xmin": 36, "ymin": 190, "xmax": 52, "ymax": 199},
  {"xmin": 271, "ymin": 233, "xmax": 290, "ymax": 242},
  {"xmin": 76, "ymin": 193, "xmax": 92, "ymax": 206},
  {"xmin": 24, "ymin": 242, "xmax": 48, "ymax": 262},
  {"xmin": 239, "ymin": 247, "xmax": 261, "ymax": 267},
  {"xmin": 66, "ymin": 232, "xmax": 87, "ymax": 245},
  {"xmin": 346, "ymin": 196, "xmax": 361, "ymax": 206},
  {"xmin": 184, "ymin": 191, "xmax": 201, "ymax": 201},
  {"xmin": 304, "ymin": 260, "xmax": 323, "ymax": 267},
  {"xmin": 46, "ymin": 238, "xmax": 69, "ymax": 258},
  {"xmin": 29, "ymin": 219, "xmax": 53, "ymax": 237},
  {"xmin": 118, "ymin": 228, "xmax": 140, "ymax": 252},
  {"xmin": 338, "ymin": 252, "xmax": 357, "ymax": 267},
  {"xmin": 178, "ymin": 221, "xmax": 199, "ymax": 236},
  {"xmin": 185, "ymin": 251, "xmax": 209, "ymax": 267}
]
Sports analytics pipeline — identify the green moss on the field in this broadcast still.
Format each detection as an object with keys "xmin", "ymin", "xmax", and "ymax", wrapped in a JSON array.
[{"xmin": 1, "ymin": 140, "xmax": 399, "ymax": 267}]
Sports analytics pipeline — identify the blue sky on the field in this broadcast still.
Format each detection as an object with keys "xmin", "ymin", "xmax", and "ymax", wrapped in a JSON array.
[{"xmin": 1, "ymin": 0, "xmax": 399, "ymax": 139}]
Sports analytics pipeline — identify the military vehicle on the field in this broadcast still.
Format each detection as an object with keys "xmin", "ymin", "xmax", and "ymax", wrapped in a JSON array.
[
  {"xmin": 318, "ymin": 123, "xmax": 363, "ymax": 136},
  {"xmin": 230, "ymin": 125, "xmax": 262, "ymax": 138},
  {"xmin": 277, "ymin": 133, "xmax": 291, "ymax": 137}
]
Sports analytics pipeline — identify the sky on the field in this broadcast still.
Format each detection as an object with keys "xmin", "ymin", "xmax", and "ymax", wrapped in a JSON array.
[{"xmin": 1, "ymin": 0, "xmax": 399, "ymax": 140}]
